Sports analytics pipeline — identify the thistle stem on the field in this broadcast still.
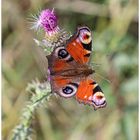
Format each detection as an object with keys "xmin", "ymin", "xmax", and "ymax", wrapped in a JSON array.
[{"xmin": 11, "ymin": 81, "xmax": 52, "ymax": 140}]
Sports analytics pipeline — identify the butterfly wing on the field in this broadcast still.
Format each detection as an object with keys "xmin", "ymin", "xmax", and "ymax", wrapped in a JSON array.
[
  {"xmin": 75, "ymin": 79, "xmax": 106, "ymax": 110},
  {"xmin": 66, "ymin": 26, "xmax": 92, "ymax": 64}
]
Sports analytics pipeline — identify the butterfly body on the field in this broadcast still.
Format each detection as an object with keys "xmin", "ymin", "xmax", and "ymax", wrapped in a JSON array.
[
  {"xmin": 49, "ymin": 62, "xmax": 94, "ymax": 78},
  {"xmin": 47, "ymin": 26, "xmax": 107, "ymax": 110}
]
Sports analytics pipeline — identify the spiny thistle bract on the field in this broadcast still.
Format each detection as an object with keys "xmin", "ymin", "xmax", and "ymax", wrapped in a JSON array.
[{"xmin": 11, "ymin": 8, "xmax": 70, "ymax": 140}]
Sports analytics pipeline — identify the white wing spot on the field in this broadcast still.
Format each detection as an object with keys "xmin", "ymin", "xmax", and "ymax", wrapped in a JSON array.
[
  {"xmin": 73, "ymin": 42, "xmax": 76, "ymax": 46},
  {"xmin": 84, "ymin": 95, "xmax": 87, "ymax": 98}
]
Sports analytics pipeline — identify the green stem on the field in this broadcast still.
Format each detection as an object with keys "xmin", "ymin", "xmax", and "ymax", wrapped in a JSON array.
[{"xmin": 11, "ymin": 81, "xmax": 52, "ymax": 140}]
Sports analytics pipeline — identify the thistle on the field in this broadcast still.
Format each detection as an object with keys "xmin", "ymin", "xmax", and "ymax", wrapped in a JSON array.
[
  {"xmin": 38, "ymin": 9, "xmax": 59, "ymax": 34},
  {"xmin": 31, "ymin": 8, "xmax": 70, "ymax": 54}
]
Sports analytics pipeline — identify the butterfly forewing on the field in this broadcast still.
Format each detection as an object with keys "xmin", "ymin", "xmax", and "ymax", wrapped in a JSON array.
[
  {"xmin": 66, "ymin": 27, "xmax": 92, "ymax": 64},
  {"xmin": 75, "ymin": 79, "xmax": 107, "ymax": 110}
]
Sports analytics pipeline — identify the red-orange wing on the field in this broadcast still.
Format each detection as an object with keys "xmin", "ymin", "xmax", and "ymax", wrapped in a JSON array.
[
  {"xmin": 75, "ymin": 79, "xmax": 107, "ymax": 110},
  {"xmin": 66, "ymin": 26, "xmax": 92, "ymax": 64}
]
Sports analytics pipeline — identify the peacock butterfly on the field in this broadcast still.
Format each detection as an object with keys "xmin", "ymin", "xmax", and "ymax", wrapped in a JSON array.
[{"xmin": 47, "ymin": 26, "xmax": 107, "ymax": 110}]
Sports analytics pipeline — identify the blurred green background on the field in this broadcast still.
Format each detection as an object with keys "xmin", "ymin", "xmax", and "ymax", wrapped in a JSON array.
[{"xmin": 2, "ymin": 0, "xmax": 138, "ymax": 140}]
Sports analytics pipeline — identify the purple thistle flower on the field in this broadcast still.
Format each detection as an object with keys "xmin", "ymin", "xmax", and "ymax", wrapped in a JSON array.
[
  {"xmin": 32, "ymin": 8, "xmax": 70, "ymax": 52},
  {"xmin": 37, "ymin": 9, "xmax": 59, "ymax": 35}
]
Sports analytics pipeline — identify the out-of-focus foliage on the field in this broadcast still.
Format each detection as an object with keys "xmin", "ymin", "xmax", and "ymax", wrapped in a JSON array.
[{"xmin": 2, "ymin": 0, "xmax": 138, "ymax": 140}]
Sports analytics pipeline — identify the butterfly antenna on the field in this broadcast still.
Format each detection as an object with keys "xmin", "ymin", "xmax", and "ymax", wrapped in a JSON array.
[{"xmin": 94, "ymin": 72, "xmax": 111, "ymax": 84}]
